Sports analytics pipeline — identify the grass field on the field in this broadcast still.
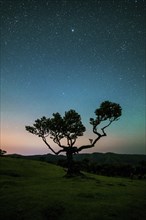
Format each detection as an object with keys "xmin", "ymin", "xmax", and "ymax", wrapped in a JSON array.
[{"xmin": 0, "ymin": 157, "xmax": 146, "ymax": 220}]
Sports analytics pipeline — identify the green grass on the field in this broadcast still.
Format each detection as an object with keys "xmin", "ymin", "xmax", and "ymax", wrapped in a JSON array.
[{"xmin": 0, "ymin": 157, "xmax": 146, "ymax": 220}]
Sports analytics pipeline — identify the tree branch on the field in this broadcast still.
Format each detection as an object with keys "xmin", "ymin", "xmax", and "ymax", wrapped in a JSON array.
[
  {"xmin": 55, "ymin": 149, "xmax": 66, "ymax": 155},
  {"xmin": 72, "ymin": 137, "xmax": 77, "ymax": 146},
  {"xmin": 42, "ymin": 137, "xmax": 65, "ymax": 155},
  {"xmin": 77, "ymin": 135, "xmax": 101, "ymax": 152},
  {"xmin": 101, "ymin": 120, "xmax": 112, "ymax": 136},
  {"xmin": 51, "ymin": 133, "xmax": 65, "ymax": 149},
  {"xmin": 93, "ymin": 125, "xmax": 101, "ymax": 136},
  {"xmin": 67, "ymin": 136, "xmax": 70, "ymax": 147},
  {"xmin": 77, "ymin": 120, "xmax": 113, "ymax": 153}
]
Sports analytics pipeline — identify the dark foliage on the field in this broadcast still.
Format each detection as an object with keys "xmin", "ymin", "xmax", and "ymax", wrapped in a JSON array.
[
  {"xmin": 57, "ymin": 159, "xmax": 146, "ymax": 178},
  {"xmin": 0, "ymin": 149, "xmax": 7, "ymax": 156}
]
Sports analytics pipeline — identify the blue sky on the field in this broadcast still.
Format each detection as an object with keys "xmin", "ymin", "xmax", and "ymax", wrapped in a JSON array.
[{"xmin": 1, "ymin": 0, "xmax": 145, "ymax": 155}]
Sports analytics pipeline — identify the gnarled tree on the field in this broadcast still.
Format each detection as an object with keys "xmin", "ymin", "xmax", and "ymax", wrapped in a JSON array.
[{"xmin": 25, "ymin": 101, "xmax": 122, "ymax": 176}]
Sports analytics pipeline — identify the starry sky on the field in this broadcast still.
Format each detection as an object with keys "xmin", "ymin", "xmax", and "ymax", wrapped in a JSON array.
[{"xmin": 1, "ymin": 0, "xmax": 146, "ymax": 155}]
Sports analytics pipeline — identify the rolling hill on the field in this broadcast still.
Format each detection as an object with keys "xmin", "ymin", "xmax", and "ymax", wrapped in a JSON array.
[{"xmin": 0, "ymin": 157, "xmax": 146, "ymax": 220}]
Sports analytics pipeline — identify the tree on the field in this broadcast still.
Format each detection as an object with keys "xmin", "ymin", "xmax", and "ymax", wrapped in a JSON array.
[
  {"xmin": 25, "ymin": 101, "xmax": 122, "ymax": 176},
  {"xmin": 0, "ymin": 149, "xmax": 7, "ymax": 156}
]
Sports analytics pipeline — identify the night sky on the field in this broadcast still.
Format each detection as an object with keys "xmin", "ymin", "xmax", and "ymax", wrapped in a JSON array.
[{"xmin": 1, "ymin": 0, "xmax": 146, "ymax": 155}]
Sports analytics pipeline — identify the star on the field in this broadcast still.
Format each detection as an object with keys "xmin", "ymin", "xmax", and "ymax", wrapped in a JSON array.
[{"xmin": 1, "ymin": 0, "xmax": 145, "ymax": 156}]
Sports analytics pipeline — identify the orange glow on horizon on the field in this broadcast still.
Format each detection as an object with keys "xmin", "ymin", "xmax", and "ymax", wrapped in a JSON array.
[{"xmin": 1, "ymin": 126, "xmax": 145, "ymax": 155}]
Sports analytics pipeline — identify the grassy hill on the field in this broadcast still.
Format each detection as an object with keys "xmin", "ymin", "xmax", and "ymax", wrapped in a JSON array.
[{"xmin": 0, "ymin": 157, "xmax": 146, "ymax": 220}]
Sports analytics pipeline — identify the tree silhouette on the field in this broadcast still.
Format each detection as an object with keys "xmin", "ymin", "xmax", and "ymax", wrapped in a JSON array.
[
  {"xmin": 0, "ymin": 149, "xmax": 7, "ymax": 156},
  {"xmin": 25, "ymin": 101, "xmax": 122, "ymax": 176}
]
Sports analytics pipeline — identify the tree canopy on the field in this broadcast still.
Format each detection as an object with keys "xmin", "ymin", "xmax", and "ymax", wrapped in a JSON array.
[{"xmin": 26, "ymin": 109, "xmax": 86, "ymax": 154}]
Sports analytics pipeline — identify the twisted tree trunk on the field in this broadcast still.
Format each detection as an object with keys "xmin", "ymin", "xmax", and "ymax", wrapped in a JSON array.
[
  {"xmin": 65, "ymin": 147, "xmax": 81, "ymax": 177},
  {"xmin": 66, "ymin": 149, "xmax": 74, "ymax": 176}
]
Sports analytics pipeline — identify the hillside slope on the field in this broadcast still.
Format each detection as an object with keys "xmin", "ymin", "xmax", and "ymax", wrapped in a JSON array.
[{"xmin": 0, "ymin": 157, "xmax": 146, "ymax": 220}]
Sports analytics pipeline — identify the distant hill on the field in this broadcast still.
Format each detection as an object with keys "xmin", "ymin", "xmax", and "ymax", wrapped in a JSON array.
[
  {"xmin": 7, "ymin": 152, "xmax": 146, "ymax": 165},
  {"xmin": 74, "ymin": 152, "xmax": 146, "ymax": 165}
]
